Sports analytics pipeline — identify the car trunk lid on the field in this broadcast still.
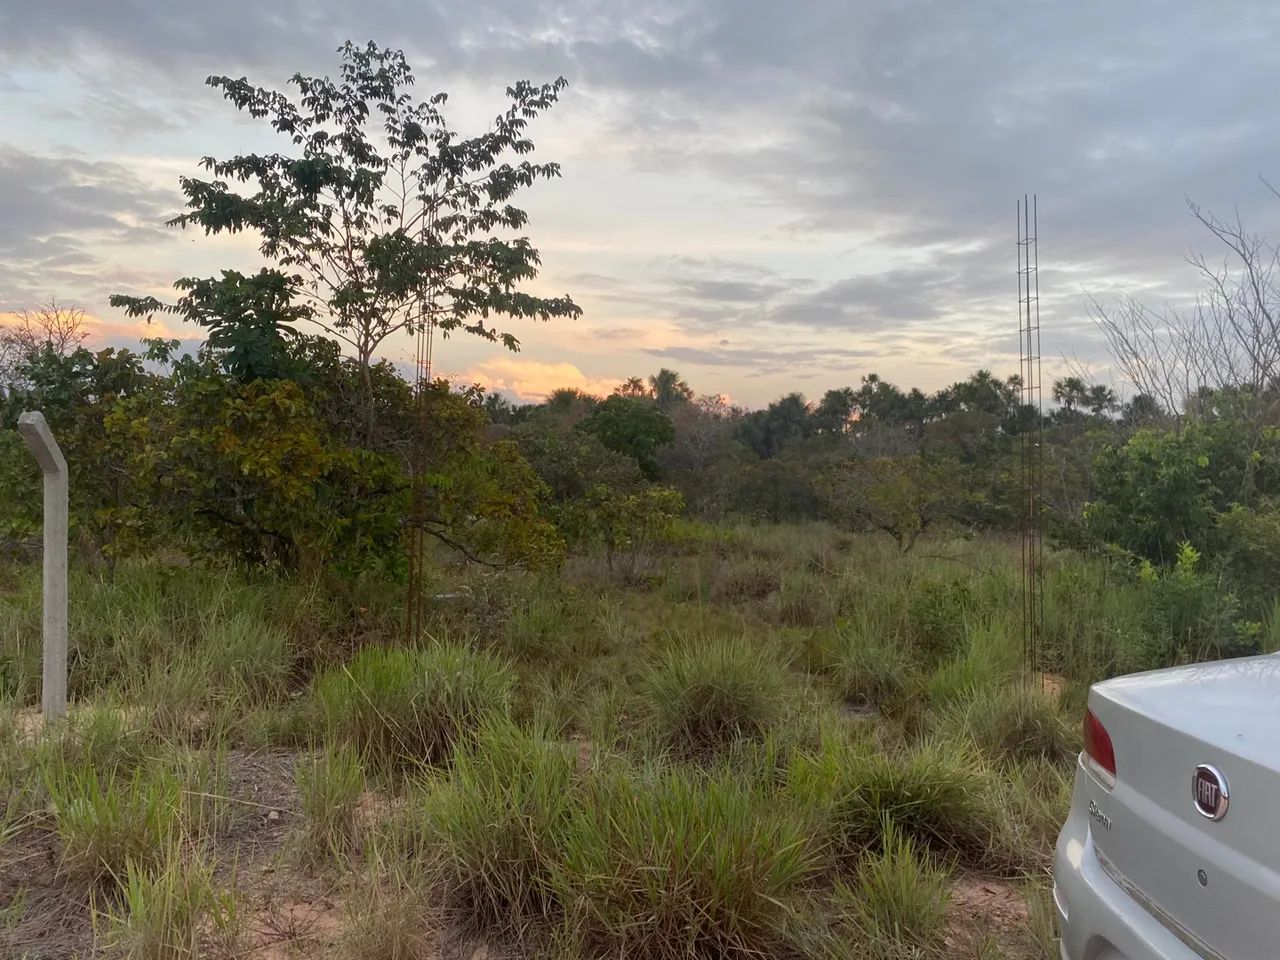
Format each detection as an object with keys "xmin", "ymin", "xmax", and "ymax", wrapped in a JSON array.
[{"xmin": 1086, "ymin": 654, "xmax": 1280, "ymax": 960}]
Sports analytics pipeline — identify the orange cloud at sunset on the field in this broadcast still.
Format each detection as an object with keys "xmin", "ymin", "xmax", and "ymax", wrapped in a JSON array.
[{"xmin": 456, "ymin": 357, "xmax": 620, "ymax": 403}]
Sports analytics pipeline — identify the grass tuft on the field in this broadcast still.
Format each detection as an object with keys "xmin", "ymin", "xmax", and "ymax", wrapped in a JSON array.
[
  {"xmin": 295, "ymin": 743, "xmax": 366, "ymax": 866},
  {"xmin": 341, "ymin": 865, "xmax": 435, "ymax": 960},
  {"xmin": 314, "ymin": 642, "xmax": 515, "ymax": 772},
  {"xmin": 418, "ymin": 719, "xmax": 576, "ymax": 933},
  {"xmin": 46, "ymin": 763, "xmax": 182, "ymax": 885},
  {"xmin": 101, "ymin": 845, "xmax": 235, "ymax": 960},
  {"xmin": 950, "ymin": 682, "xmax": 1076, "ymax": 764},
  {"xmin": 642, "ymin": 635, "xmax": 789, "ymax": 757},
  {"xmin": 834, "ymin": 817, "xmax": 952, "ymax": 959},
  {"xmin": 789, "ymin": 736, "xmax": 1004, "ymax": 870},
  {"xmin": 555, "ymin": 766, "xmax": 818, "ymax": 959}
]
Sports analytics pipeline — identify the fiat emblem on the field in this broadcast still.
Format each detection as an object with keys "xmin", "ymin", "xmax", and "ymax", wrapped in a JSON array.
[{"xmin": 1193, "ymin": 765, "xmax": 1229, "ymax": 821}]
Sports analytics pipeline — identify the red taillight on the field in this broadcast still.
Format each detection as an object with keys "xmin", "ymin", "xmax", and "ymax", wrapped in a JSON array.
[{"xmin": 1083, "ymin": 708, "xmax": 1116, "ymax": 788}]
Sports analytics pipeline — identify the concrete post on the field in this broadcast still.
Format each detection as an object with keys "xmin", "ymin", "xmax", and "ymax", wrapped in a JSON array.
[{"xmin": 16, "ymin": 411, "xmax": 68, "ymax": 723}]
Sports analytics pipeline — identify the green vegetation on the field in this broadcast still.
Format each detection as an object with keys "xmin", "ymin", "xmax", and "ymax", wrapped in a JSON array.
[
  {"xmin": 314, "ymin": 643, "xmax": 516, "ymax": 773},
  {"xmin": 6, "ymin": 35, "xmax": 1280, "ymax": 960}
]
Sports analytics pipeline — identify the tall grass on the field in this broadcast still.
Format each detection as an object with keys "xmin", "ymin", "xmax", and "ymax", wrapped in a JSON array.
[
  {"xmin": 834, "ymin": 817, "xmax": 952, "ymax": 959},
  {"xmin": 101, "ymin": 846, "xmax": 236, "ymax": 960},
  {"xmin": 314, "ymin": 642, "xmax": 515, "ymax": 772},
  {"xmin": 642, "ymin": 635, "xmax": 789, "ymax": 757},
  {"xmin": 46, "ymin": 764, "xmax": 183, "ymax": 884},
  {"xmin": 788, "ymin": 735, "xmax": 1007, "ymax": 871},
  {"xmin": 417, "ymin": 720, "xmax": 576, "ymax": 933},
  {"xmin": 295, "ymin": 743, "xmax": 366, "ymax": 866},
  {"xmin": 554, "ymin": 766, "xmax": 819, "ymax": 959}
]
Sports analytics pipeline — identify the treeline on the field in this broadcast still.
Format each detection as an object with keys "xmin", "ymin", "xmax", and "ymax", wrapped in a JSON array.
[{"xmin": 488, "ymin": 367, "xmax": 1145, "ymax": 544}]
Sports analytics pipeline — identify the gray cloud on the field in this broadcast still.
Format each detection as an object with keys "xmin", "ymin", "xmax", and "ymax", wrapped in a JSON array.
[
  {"xmin": 0, "ymin": 147, "xmax": 175, "ymax": 310},
  {"xmin": 5, "ymin": 0, "xmax": 1280, "ymax": 399}
]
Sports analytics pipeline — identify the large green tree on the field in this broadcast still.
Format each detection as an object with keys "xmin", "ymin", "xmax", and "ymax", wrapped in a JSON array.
[{"xmin": 112, "ymin": 41, "xmax": 580, "ymax": 438}]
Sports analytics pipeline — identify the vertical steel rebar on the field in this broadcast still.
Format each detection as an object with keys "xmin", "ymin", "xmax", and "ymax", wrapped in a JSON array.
[{"xmin": 1017, "ymin": 195, "xmax": 1045, "ymax": 682}]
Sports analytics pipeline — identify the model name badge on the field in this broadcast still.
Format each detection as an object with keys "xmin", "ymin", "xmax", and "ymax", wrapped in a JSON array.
[
  {"xmin": 1193, "ymin": 765, "xmax": 1230, "ymax": 821},
  {"xmin": 1088, "ymin": 799, "xmax": 1112, "ymax": 831}
]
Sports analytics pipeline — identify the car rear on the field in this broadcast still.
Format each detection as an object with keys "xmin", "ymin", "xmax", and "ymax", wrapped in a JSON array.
[{"xmin": 1054, "ymin": 655, "xmax": 1280, "ymax": 960}]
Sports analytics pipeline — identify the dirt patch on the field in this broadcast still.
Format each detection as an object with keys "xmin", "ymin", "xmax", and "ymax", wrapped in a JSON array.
[
  {"xmin": 0, "ymin": 824, "xmax": 95, "ymax": 960},
  {"xmin": 946, "ymin": 875, "xmax": 1034, "ymax": 958},
  {"xmin": 244, "ymin": 894, "xmax": 345, "ymax": 959}
]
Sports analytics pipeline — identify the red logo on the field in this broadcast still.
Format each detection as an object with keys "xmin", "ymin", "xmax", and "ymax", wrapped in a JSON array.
[{"xmin": 1193, "ymin": 765, "xmax": 1229, "ymax": 821}]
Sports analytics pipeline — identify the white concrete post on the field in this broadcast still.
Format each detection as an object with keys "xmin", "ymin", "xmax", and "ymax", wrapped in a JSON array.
[{"xmin": 16, "ymin": 411, "xmax": 68, "ymax": 723}]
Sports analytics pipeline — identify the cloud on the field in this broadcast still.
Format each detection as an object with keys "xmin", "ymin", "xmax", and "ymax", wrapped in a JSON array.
[
  {"xmin": 6, "ymin": 0, "xmax": 1280, "ymax": 404},
  {"xmin": 455, "ymin": 356, "xmax": 620, "ymax": 402},
  {"xmin": 0, "ymin": 146, "xmax": 176, "ymax": 311}
]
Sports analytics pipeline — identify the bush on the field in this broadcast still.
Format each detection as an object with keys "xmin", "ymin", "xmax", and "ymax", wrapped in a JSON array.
[
  {"xmin": 314, "ymin": 643, "xmax": 515, "ymax": 772},
  {"xmin": 1135, "ymin": 542, "xmax": 1255, "ymax": 666},
  {"xmin": 295, "ymin": 744, "xmax": 366, "ymax": 866},
  {"xmin": 642, "ymin": 636, "xmax": 789, "ymax": 757},
  {"xmin": 418, "ymin": 720, "xmax": 577, "ymax": 932},
  {"xmin": 554, "ymin": 768, "xmax": 818, "ymax": 959},
  {"xmin": 834, "ymin": 817, "xmax": 952, "ymax": 959}
]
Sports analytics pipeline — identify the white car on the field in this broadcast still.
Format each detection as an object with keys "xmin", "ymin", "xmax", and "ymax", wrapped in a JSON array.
[{"xmin": 1054, "ymin": 654, "xmax": 1280, "ymax": 960}]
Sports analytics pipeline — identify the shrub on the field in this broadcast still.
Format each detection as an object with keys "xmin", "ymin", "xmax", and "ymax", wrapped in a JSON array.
[
  {"xmin": 554, "ymin": 768, "xmax": 818, "ymax": 959},
  {"xmin": 1136, "ymin": 542, "xmax": 1254, "ymax": 666},
  {"xmin": 642, "ymin": 636, "xmax": 788, "ymax": 757},
  {"xmin": 295, "ymin": 744, "xmax": 366, "ymax": 866},
  {"xmin": 418, "ymin": 720, "xmax": 576, "ymax": 932},
  {"xmin": 834, "ymin": 817, "xmax": 952, "ymax": 959},
  {"xmin": 314, "ymin": 642, "xmax": 515, "ymax": 772}
]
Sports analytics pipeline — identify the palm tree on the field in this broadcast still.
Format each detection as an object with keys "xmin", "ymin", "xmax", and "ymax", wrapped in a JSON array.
[
  {"xmin": 616, "ymin": 377, "xmax": 648, "ymax": 398},
  {"xmin": 1052, "ymin": 376, "xmax": 1089, "ymax": 413},
  {"xmin": 1085, "ymin": 384, "xmax": 1118, "ymax": 417},
  {"xmin": 648, "ymin": 368, "xmax": 693, "ymax": 411}
]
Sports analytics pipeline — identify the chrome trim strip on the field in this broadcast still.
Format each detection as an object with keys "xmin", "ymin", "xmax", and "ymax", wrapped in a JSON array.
[{"xmin": 1094, "ymin": 846, "xmax": 1226, "ymax": 960}]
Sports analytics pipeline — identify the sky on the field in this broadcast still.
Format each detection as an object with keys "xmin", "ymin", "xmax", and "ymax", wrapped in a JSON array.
[{"xmin": 3, "ymin": 1, "xmax": 1280, "ymax": 407}]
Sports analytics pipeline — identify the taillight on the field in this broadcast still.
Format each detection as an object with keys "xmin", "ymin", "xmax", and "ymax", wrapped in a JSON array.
[{"xmin": 1083, "ymin": 708, "xmax": 1116, "ymax": 788}]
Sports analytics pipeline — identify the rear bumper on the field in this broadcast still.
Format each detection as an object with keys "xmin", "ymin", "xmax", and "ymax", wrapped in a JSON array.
[{"xmin": 1054, "ymin": 761, "xmax": 1203, "ymax": 960}]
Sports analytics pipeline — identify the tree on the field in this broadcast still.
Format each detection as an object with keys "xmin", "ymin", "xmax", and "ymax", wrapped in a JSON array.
[
  {"xmin": 647, "ymin": 368, "xmax": 693, "ymax": 411},
  {"xmin": 812, "ymin": 387, "xmax": 857, "ymax": 434},
  {"xmin": 1121, "ymin": 393, "xmax": 1165, "ymax": 427},
  {"xmin": 1085, "ymin": 384, "xmax": 1118, "ymax": 417},
  {"xmin": 736, "ymin": 393, "xmax": 812, "ymax": 459},
  {"xmin": 112, "ymin": 41, "xmax": 580, "ymax": 439},
  {"xmin": 1091, "ymin": 196, "xmax": 1280, "ymax": 424},
  {"xmin": 1052, "ymin": 376, "xmax": 1089, "ymax": 414},
  {"xmin": 616, "ymin": 377, "xmax": 649, "ymax": 398},
  {"xmin": 820, "ymin": 457, "xmax": 964, "ymax": 552},
  {"xmin": 1, "ymin": 299, "xmax": 88, "ymax": 392},
  {"xmin": 577, "ymin": 395, "xmax": 675, "ymax": 479}
]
